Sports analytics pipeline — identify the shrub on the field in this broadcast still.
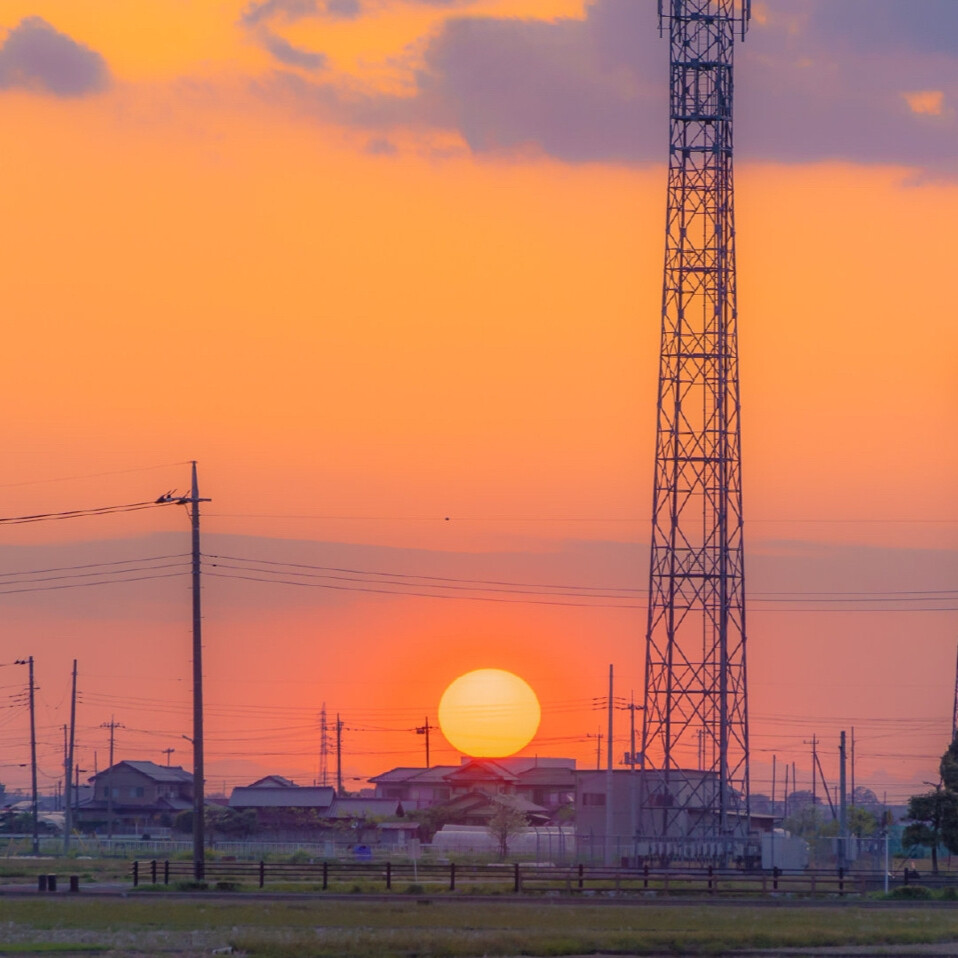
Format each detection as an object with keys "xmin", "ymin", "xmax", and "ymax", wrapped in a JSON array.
[{"xmin": 889, "ymin": 884, "xmax": 933, "ymax": 900}]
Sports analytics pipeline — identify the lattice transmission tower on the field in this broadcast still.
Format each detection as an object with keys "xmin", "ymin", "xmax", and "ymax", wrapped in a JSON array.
[{"xmin": 640, "ymin": 0, "xmax": 751, "ymax": 854}]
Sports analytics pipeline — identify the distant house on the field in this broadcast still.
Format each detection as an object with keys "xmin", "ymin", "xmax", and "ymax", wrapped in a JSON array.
[
  {"xmin": 369, "ymin": 757, "xmax": 575, "ymax": 819},
  {"xmin": 77, "ymin": 761, "xmax": 193, "ymax": 833},
  {"xmin": 247, "ymin": 775, "xmax": 297, "ymax": 789},
  {"xmin": 368, "ymin": 766, "xmax": 457, "ymax": 808},
  {"xmin": 227, "ymin": 779, "xmax": 402, "ymax": 838}
]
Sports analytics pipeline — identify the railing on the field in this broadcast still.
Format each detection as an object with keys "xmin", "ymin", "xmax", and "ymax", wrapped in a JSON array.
[{"xmin": 131, "ymin": 860, "xmax": 951, "ymax": 897}]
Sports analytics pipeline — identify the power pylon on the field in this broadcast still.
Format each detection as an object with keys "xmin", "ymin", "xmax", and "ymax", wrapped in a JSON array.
[{"xmin": 640, "ymin": 0, "xmax": 751, "ymax": 856}]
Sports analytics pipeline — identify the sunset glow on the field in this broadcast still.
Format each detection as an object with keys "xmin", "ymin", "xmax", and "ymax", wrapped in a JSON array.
[
  {"xmin": 0, "ymin": 1, "xmax": 953, "ymax": 812},
  {"xmin": 438, "ymin": 669, "xmax": 542, "ymax": 758}
]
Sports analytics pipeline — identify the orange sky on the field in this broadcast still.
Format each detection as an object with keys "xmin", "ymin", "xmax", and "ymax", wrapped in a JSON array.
[{"xmin": 0, "ymin": 0, "xmax": 955, "ymax": 805}]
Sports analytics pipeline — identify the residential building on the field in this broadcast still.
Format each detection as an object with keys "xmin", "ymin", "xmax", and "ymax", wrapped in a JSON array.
[{"xmin": 77, "ymin": 761, "xmax": 193, "ymax": 833}]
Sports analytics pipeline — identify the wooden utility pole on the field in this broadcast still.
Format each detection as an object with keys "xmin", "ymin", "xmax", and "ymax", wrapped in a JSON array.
[
  {"xmin": 605, "ymin": 664, "xmax": 614, "ymax": 866},
  {"xmin": 189, "ymin": 462, "xmax": 209, "ymax": 880},
  {"xmin": 64, "ymin": 660, "xmax": 77, "ymax": 854},
  {"xmin": 336, "ymin": 714, "xmax": 344, "ymax": 796},
  {"xmin": 416, "ymin": 717, "xmax": 435, "ymax": 768},
  {"xmin": 100, "ymin": 717, "xmax": 124, "ymax": 841},
  {"xmin": 15, "ymin": 658, "xmax": 39, "ymax": 855},
  {"xmin": 839, "ymin": 730, "xmax": 848, "ymax": 871},
  {"xmin": 161, "ymin": 748, "xmax": 175, "ymax": 766}
]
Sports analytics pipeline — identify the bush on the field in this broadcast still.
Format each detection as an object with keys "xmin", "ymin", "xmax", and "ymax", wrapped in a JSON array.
[
  {"xmin": 404, "ymin": 883, "xmax": 425, "ymax": 895},
  {"xmin": 173, "ymin": 880, "xmax": 209, "ymax": 892},
  {"xmin": 889, "ymin": 884, "xmax": 933, "ymax": 900}
]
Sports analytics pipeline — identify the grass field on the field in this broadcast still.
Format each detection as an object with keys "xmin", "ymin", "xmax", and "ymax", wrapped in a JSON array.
[{"xmin": 3, "ymin": 896, "xmax": 958, "ymax": 957}]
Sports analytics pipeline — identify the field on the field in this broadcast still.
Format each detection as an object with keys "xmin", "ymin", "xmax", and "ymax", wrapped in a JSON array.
[{"xmin": 4, "ymin": 895, "xmax": 958, "ymax": 957}]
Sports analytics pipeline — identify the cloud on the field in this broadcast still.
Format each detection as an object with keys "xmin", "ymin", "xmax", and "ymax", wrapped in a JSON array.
[
  {"xmin": 365, "ymin": 135, "xmax": 398, "ymax": 155},
  {"xmin": 242, "ymin": 0, "xmax": 361, "ymax": 25},
  {"xmin": 326, "ymin": 0, "xmax": 362, "ymax": 18},
  {"xmin": 805, "ymin": 0, "xmax": 958, "ymax": 57},
  {"xmin": 275, "ymin": 0, "xmax": 957, "ymax": 174},
  {"xmin": 0, "ymin": 16, "xmax": 109, "ymax": 97},
  {"xmin": 260, "ymin": 27, "xmax": 327, "ymax": 70},
  {"xmin": 241, "ymin": 0, "xmax": 319, "ymax": 28}
]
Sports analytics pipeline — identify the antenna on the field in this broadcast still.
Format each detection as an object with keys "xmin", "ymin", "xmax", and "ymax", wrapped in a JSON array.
[{"xmin": 640, "ymin": 0, "xmax": 751, "ymax": 865}]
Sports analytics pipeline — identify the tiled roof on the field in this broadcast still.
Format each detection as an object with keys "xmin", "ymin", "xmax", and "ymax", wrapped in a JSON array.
[
  {"xmin": 368, "ymin": 767, "xmax": 426, "ymax": 784},
  {"xmin": 326, "ymin": 797, "xmax": 401, "ymax": 819},
  {"xmin": 248, "ymin": 775, "xmax": 297, "ymax": 788},
  {"xmin": 94, "ymin": 761, "xmax": 193, "ymax": 783},
  {"xmin": 446, "ymin": 760, "xmax": 519, "ymax": 782},
  {"xmin": 229, "ymin": 786, "xmax": 335, "ymax": 809}
]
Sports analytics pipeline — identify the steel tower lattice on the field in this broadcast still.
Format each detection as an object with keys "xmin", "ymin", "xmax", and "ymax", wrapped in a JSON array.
[{"xmin": 640, "ymin": 0, "xmax": 751, "ymax": 852}]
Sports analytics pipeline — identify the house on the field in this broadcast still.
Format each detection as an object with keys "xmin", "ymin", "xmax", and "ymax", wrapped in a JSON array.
[
  {"xmin": 368, "ymin": 766, "xmax": 457, "ymax": 809},
  {"xmin": 434, "ymin": 790, "xmax": 550, "ymax": 827},
  {"xmin": 226, "ymin": 779, "xmax": 403, "ymax": 839},
  {"xmin": 369, "ymin": 757, "xmax": 575, "ymax": 818},
  {"xmin": 77, "ymin": 761, "xmax": 193, "ymax": 833}
]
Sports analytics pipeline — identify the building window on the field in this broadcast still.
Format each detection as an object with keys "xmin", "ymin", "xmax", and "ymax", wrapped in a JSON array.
[
  {"xmin": 134, "ymin": 787, "xmax": 145, "ymax": 798},
  {"xmin": 582, "ymin": 793, "xmax": 606, "ymax": 807}
]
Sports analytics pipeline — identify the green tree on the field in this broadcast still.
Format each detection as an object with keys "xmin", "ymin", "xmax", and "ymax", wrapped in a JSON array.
[
  {"xmin": 487, "ymin": 801, "xmax": 528, "ymax": 860},
  {"xmin": 847, "ymin": 805, "xmax": 878, "ymax": 839},
  {"xmin": 940, "ymin": 736, "xmax": 958, "ymax": 791},
  {"xmin": 902, "ymin": 786, "xmax": 958, "ymax": 875}
]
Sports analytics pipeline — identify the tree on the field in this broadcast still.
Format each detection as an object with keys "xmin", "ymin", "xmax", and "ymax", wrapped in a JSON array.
[
  {"xmin": 940, "ymin": 736, "xmax": 958, "ymax": 792},
  {"xmin": 783, "ymin": 803, "xmax": 828, "ymax": 839},
  {"xmin": 847, "ymin": 805, "xmax": 878, "ymax": 839},
  {"xmin": 902, "ymin": 786, "xmax": 958, "ymax": 875},
  {"xmin": 487, "ymin": 801, "xmax": 528, "ymax": 860}
]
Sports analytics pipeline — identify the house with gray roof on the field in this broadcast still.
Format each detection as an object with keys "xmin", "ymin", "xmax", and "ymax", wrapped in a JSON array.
[{"xmin": 77, "ymin": 760, "xmax": 193, "ymax": 834}]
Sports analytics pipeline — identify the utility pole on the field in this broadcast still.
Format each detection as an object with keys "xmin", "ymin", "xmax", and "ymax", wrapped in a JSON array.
[
  {"xmin": 641, "ymin": 0, "xmax": 752, "ymax": 864},
  {"xmin": 336, "ymin": 714, "xmax": 344, "ymax": 796},
  {"xmin": 64, "ymin": 659, "xmax": 77, "ymax": 854},
  {"xmin": 850, "ymin": 727, "xmax": 856, "ymax": 807},
  {"xmin": 838, "ymin": 730, "xmax": 847, "ymax": 871},
  {"xmin": 319, "ymin": 705, "xmax": 329, "ymax": 787},
  {"xmin": 161, "ymin": 748, "xmax": 175, "ymax": 767},
  {"xmin": 155, "ymin": 463, "xmax": 209, "ymax": 877},
  {"xmin": 605, "ymin": 664, "xmax": 614, "ymax": 866},
  {"xmin": 189, "ymin": 462, "xmax": 207, "ymax": 879},
  {"xmin": 807, "ymin": 734, "xmax": 818, "ymax": 808},
  {"xmin": 953, "ymin": 642, "xmax": 958, "ymax": 742},
  {"xmin": 416, "ymin": 718, "xmax": 435, "ymax": 768},
  {"xmin": 100, "ymin": 717, "xmax": 124, "ymax": 842},
  {"xmin": 15, "ymin": 658, "xmax": 39, "ymax": 855},
  {"xmin": 588, "ymin": 731, "xmax": 603, "ymax": 771},
  {"xmin": 783, "ymin": 762, "xmax": 790, "ymax": 820}
]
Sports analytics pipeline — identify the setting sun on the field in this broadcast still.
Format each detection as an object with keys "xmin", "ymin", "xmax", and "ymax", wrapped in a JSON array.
[{"xmin": 438, "ymin": 669, "xmax": 541, "ymax": 758}]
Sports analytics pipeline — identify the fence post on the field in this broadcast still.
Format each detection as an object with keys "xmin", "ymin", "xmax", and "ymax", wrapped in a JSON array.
[
  {"xmin": 643, "ymin": 865, "xmax": 649, "ymax": 890},
  {"xmin": 514, "ymin": 862, "xmax": 520, "ymax": 893},
  {"xmin": 386, "ymin": 861, "xmax": 392, "ymax": 891},
  {"xmin": 838, "ymin": 867, "xmax": 844, "ymax": 898},
  {"xmin": 578, "ymin": 863, "xmax": 584, "ymax": 891},
  {"xmin": 773, "ymin": 866, "xmax": 780, "ymax": 892},
  {"xmin": 708, "ymin": 865, "xmax": 714, "ymax": 895},
  {"xmin": 323, "ymin": 861, "xmax": 328, "ymax": 891},
  {"xmin": 449, "ymin": 862, "xmax": 455, "ymax": 892},
  {"xmin": 259, "ymin": 860, "xmax": 265, "ymax": 889},
  {"xmin": 151, "ymin": 859, "xmax": 157, "ymax": 885},
  {"xmin": 164, "ymin": 860, "xmax": 170, "ymax": 885},
  {"xmin": 132, "ymin": 862, "xmax": 138, "ymax": 888}
]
